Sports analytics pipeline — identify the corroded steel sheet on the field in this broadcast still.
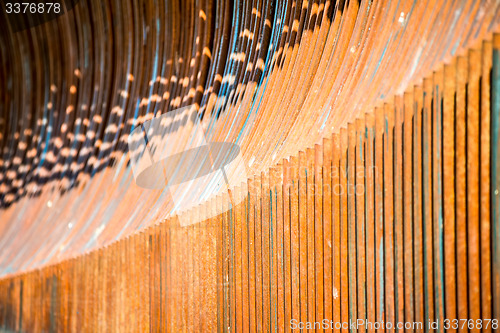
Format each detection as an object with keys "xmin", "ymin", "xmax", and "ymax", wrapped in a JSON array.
[{"xmin": 0, "ymin": 0, "xmax": 499, "ymax": 332}]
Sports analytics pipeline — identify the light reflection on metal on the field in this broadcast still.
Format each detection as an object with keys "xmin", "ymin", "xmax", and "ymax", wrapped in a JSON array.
[{"xmin": 128, "ymin": 105, "xmax": 247, "ymax": 226}]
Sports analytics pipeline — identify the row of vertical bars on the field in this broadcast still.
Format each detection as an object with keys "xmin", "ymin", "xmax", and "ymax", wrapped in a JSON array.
[{"xmin": 0, "ymin": 34, "xmax": 499, "ymax": 333}]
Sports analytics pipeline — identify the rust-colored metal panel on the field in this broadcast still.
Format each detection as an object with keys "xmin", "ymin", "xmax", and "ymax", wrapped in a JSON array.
[
  {"xmin": 298, "ymin": 150, "xmax": 308, "ymax": 327},
  {"xmin": 282, "ymin": 158, "xmax": 292, "ymax": 333},
  {"xmin": 289, "ymin": 155, "xmax": 300, "ymax": 329},
  {"xmin": 492, "ymin": 32, "xmax": 500, "ymax": 328},
  {"xmin": 270, "ymin": 164, "xmax": 282, "ymax": 333},
  {"xmin": 347, "ymin": 122, "xmax": 358, "ymax": 330},
  {"xmin": 208, "ymin": 199, "xmax": 219, "ymax": 332},
  {"xmin": 246, "ymin": 178, "xmax": 256, "ymax": 333},
  {"xmin": 364, "ymin": 111, "xmax": 376, "ymax": 333},
  {"xmin": 393, "ymin": 96, "xmax": 404, "ymax": 329},
  {"xmin": 383, "ymin": 103, "xmax": 395, "ymax": 332},
  {"xmin": 216, "ymin": 195, "xmax": 224, "ymax": 333},
  {"xmin": 403, "ymin": 91, "xmax": 414, "ymax": 333},
  {"xmin": 339, "ymin": 128, "xmax": 349, "ymax": 333},
  {"xmin": 253, "ymin": 174, "xmax": 264, "ymax": 332},
  {"xmin": 240, "ymin": 184, "xmax": 250, "ymax": 333},
  {"xmin": 374, "ymin": 106, "xmax": 385, "ymax": 333},
  {"xmin": 432, "ymin": 68, "xmax": 445, "ymax": 333},
  {"xmin": 355, "ymin": 117, "xmax": 366, "ymax": 333},
  {"xmin": 322, "ymin": 137, "xmax": 333, "ymax": 333},
  {"xmin": 306, "ymin": 148, "xmax": 316, "ymax": 327},
  {"xmin": 456, "ymin": 55, "xmax": 469, "ymax": 327},
  {"xmin": 0, "ymin": 1, "xmax": 499, "ymax": 332},
  {"xmin": 222, "ymin": 192, "xmax": 232, "ymax": 333},
  {"xmin": 443, "ymin": 59, "xmax": 457, "ymax": 330},
  {"xmin": 467, "ymin": 47, "xmax": 482, "ymax": 333},
  {"xmin": 422, "ymin": 77, "xmax": 435, "ymax": 326},
  {"xmin": 261, "ymin": 171, "xmax": 271, "ymax": 333},
  {"xmin": 234, "ymin": 185, "xmax": 244, "ymax": 333},
  {"xmin": 481, "ymin": 40, "xmax": 493, "ymax": 333},
  {"xmin": 331, "ymin": 133, "xmax": 342, "ymax": 333},
  {"xmin": 314, "ymin": 144, "xmax": 324, "ymax": 333}
]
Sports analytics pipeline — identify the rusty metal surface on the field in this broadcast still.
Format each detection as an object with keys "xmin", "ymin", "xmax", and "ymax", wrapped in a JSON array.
[{"xmin": 0, "ymin": 0, "xmax": 499, "ymax": 332}]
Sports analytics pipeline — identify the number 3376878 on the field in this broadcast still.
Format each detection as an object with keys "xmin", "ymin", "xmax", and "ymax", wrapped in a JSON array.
[
  {"xmin": 5, "ymin": 3, "xmax": 61, "ymax": 14},
  {"xmin": 443, "ymin": 319, "xmax": 498, "ymax": 330}
]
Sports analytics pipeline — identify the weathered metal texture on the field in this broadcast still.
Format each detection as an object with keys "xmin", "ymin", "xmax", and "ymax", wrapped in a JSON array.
[
  {"xmin": 0, "ymin": 0, "xmax": 500, "ymax": 332},
  {"xmin": 0, "ymin": 31, "xmax": 499, "ymax": 332},
  {"xmin": 0, "ymin": 0, "xmax": 498, "ymax": 274}
]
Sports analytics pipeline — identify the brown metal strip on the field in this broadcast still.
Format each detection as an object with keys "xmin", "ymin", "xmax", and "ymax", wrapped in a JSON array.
[
  {"xmin": 413, "ymin": 84, "xmax": 424, "ymax": 333},
  {"xmin": 254, "ymin": 174, "xmax": 264, "ymax": 332},
  {"xmin": 422, "ymin": 77, "xmax": 435, "ymax": 326},
  {"xmin": 339, "ymin": 128, "xmax": 349, "ymax": 333},
  {"xmin": 322, "ymin": 137, "xmax": 333, "ymax": 333},
  {"xmin": 456, "ymin": 55, "xmax": 469, "ymax": 326},
  {"xmin": 314, "ymin": 144, "xmax": 324, "ymax": 333},
  {"xmin": 432, "ymin": 68, "xmax": 445, "ymax": 333},
  {"xmin": 332, "ymin": 133, "xmax": 342, "ymax": 333},
  {"xmin": 383, "ymin": 102, "xmax": 395, "ymax": 332},
  {"xmin": 306, "ymin": 147, "xmax": 316, "ymax": 327},
  {"xmin": 467, "ymin": 47, "xmax": 482, "ymax": 333},
  {"xmin": 364, "ymin": 111, "xmax": 376, "ymax": 333},
  {"xmin": 374, "ymin": 106, "xmax": 385, "ymax": 333},
  {"xmin": 394, "ymin": 95, "xmax": 405, "ymax": 328},
  {"xmin": 241, "ymin": 183, "xmax": 250, "ymax": 333},
  {"xmin": 403, "ymin": 91, "xmax": 415, "ymax": 333},
  {"xmin": 347, "ymin": 122, "xmax": 358, "ymax": 331},
  {"xmin": 443, "ymin": 58, "xmax": 457, "ymax": 329},
  {"xmin": 492, "ymin": 33, "xmax": 500, "ymax": 326},
  {"xmin": 234, "ymin": 185, "xmax": 244, "ymax": 333},
  {"xmin": 356, "ymin": 117, "xmax": 367, "ymax": 333},
  {"xmin": 290, "ymin": 155, "xmax": 300, "ymax": 328},
  {"xmin": 247, "ymin": 177, "xmax": 257, "ymax": 333},
  {"xmin": 282, "ymin": 158, "xmax": 293, "ymax": 333},
  {"xmin": 298, "ymin": 151, "xmax": 308, "ymax": 327},
  {"xmin": 480, "ymin": 39, "xmax": 493, "ymax": 333},
  {"xmin": 261, "ymin": 171, "xmax": 271, "ymax": 332}
]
